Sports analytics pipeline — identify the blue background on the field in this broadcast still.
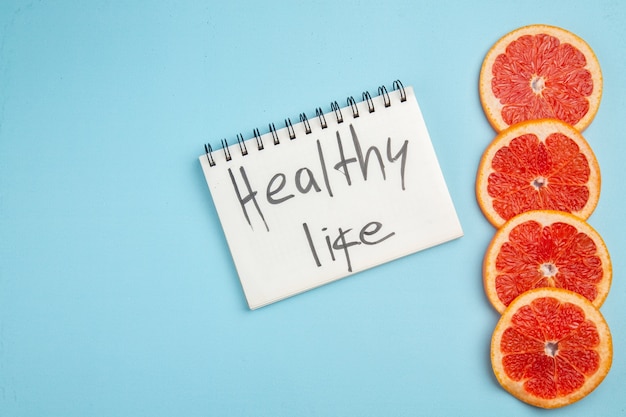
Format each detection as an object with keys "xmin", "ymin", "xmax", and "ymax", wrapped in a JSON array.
[{"xmin": 1, "ymin": 1, "xmax": 624, "ymax": 416}]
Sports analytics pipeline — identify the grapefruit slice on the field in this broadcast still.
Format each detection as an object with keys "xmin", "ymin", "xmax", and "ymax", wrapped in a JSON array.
[
  {"xmin": 479, "ymin": 24, "xmax": 602, "ymax": 132},
  {"xmin": 476, "ymin": 118, "xmax": 601, "ymax": 228},
  {"xmin": 491, "ymin": 287, "xmax": 612, "ymax": 408},
  {"xmin": 483, "ymin": 210, "xmax": 611, "ymax": 314}
]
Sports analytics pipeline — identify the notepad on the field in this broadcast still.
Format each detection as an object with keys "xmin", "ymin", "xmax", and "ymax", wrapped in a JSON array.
[{"xmin": 199, "ymin": 81, "xmax": 463, "ymax": 309}]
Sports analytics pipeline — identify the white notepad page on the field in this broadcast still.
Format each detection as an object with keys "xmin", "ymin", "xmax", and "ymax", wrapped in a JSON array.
[{"xmin": 200, "ymin": 86, "xmax": 463, "ymax": 309}]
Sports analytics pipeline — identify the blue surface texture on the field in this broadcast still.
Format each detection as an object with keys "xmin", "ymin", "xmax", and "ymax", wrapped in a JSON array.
[{"xmin": 1, "ymin": 1, "xmax": 625, "ymax": 416}]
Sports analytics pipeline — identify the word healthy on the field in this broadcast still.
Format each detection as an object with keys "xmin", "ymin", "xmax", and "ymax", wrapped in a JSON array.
[{"xmin": 228, "ymin": 124, "xmax": 409, "ymax": 229}]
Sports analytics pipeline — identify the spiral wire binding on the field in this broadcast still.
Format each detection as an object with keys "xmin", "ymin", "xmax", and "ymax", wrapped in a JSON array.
[
  {"xmin": 204, "ymin": 143, "xmax": 215, "ymax": 167},
  {"xmin": 236, "ymin": 133, "xmax": 248, "ymax": 156},
  {"xmin": 330, "ymin": 101, "xmax": 343, "ymax": 124},
  {"xmin": 299, "ymin": 113, "xmax": 312, "ymax": 134},
  {"xmin": 221, "ymin": 139, "xmax": 232, "ymax": 161},
  {"xmin": 362, "ymin": 91, "xmax": 375, "ymax": 113},
  {"xmin": 346, "ymin": 96, "xmax": 359, "ymax": 118},
  {"xmin": 253, "ymin": 128, "xmax": 264, "ymax": 151},
  {"xmin": 315, "ymin": 107, "xmax": 328, "ymax": 129},
  {"xmin": 203, "ymin": 80, "xmax": 407, "ymax": 166},
  {"xmin": 285, "ymin": 118, "xmax": 296, "ymax": 140},
  {"xmin": 393, "ymin": 80, "xmax": 406, "ymax": 102},
  {"xmin": 269, "ymin": 123, "xmax": 280, "ymax": 145},
  {"xmin": 378, "ymin": 85, "xmax": 391, "ymax": 108}
]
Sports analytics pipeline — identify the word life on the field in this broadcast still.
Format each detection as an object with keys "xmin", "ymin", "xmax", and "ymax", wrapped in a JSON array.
[{"xmin": 302, "ymin": 220, "xmax": 395, "ymax": 273}]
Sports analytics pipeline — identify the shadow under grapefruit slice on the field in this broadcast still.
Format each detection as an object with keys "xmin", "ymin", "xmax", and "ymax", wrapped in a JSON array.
[
  {"xmin": 491, "ymin": 287, "xmax": 612, "ymax": 409},
  {"xmin": 483, "ymin": 210, "xmax": 611, "ymax": 314},
  {"xmin": 479, "ymin": 24, "xmax": 602, "ymax": 132},
  {"xmin": 476, "ymin": 118, "xmax": 600, "ymax": 228}
]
